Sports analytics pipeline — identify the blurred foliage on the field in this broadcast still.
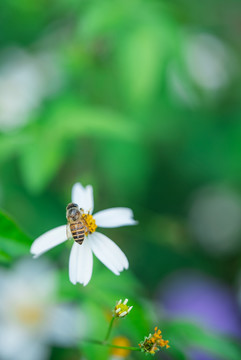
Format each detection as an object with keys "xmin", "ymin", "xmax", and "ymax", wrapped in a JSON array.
[
  {"xmin": 165, "ymin": 320, "xmax": 241, "ymax": 360},
  {"xmin": 0, "ymin": 210, "xmax": 32, "ymax": 260},
  {"xmin": 0, "ymin": 0, "xmax": 241, "ymax": 359}
]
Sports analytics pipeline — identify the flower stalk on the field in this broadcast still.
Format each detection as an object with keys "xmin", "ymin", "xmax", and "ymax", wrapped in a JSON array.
[
  {"xmin": 104, "ymin": 317, "xmax": 115, "ymax": 342},
  {"xmin": 80, "ymin": 300, "xmax": 170, "ymax": 357},
  {"xmin": 84, "ymin": 339, "xmax": 141, "ymax": 352}
]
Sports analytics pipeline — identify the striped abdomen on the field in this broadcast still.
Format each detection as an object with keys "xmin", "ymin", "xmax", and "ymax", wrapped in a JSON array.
[{"xmin": 70, "ymin": 222, "xmax": 85, "ymax": 245}]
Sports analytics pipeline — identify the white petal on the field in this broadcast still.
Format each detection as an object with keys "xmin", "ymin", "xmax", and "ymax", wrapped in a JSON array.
[
  {"xmin": 30, "ymin": 225, "xmax": 67, "ymax": 258},
  {"xmin": 119, "ymin": 311, "xmax": 127, "ymax": 317},
  {"xmin": 69, "ymin": 240, "xmax": 93, "ymax": 286},
  {"xmin": 10, "ymin": 260, "xmax": 58, "ymax": 303},
  {"xmin": 88, "ymin": 232, "xmax": 129, "ymax": 275},
  {"xmin": 0, "ymin": 324, "xmax": 28, "ymax": 359},
  {"xmin": 71, "ymin": 183, "xmax": 94, "ymax": 213},
  {"xmin": 93, "ymin": 208, "xmax": 137, "ymax": 228},
  {"xmin": 0, "ymin": 324, "xmax": 49, "ymax": 360}
]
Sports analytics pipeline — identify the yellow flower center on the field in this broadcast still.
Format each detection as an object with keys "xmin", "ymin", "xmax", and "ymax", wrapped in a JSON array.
[
  {"xmin": 16, "ymin": 305, "xmax": 43, "ymax": 326},
  {"xmin": 115, "ymin": 303, "xmax": 129, "ymax": 316},
  {"xmin": 82, "ymin": 213, "xmax": 97, "ymax": 234}
]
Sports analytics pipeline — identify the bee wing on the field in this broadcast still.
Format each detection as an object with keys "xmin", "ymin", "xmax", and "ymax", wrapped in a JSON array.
[{"xmin": 66, "ymin": 224, "xmax": 72, "ymax": 240}]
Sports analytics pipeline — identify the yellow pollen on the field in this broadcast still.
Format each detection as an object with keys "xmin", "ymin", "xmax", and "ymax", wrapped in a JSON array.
[
  {"xmin": 139, "ymin": 326, "xmax": 170, "ymax": 354},
  {"xmin": 82, "ymin": 213, "xmax": 97, "ymax": 234}
]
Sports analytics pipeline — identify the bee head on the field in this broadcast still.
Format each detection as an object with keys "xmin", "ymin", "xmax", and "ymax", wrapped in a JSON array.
[{"xmin": 66, "ymin": 203, "xmax": 81, "ymax": 222}]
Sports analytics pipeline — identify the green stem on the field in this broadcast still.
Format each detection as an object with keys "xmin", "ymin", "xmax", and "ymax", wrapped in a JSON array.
[
  {"xmin": 85, "ymin": 339, "xmax": 141, "ymax": 352},
  {"xmin": 104, "ymin": 317, "xmax": 115, "ymax": 342}
]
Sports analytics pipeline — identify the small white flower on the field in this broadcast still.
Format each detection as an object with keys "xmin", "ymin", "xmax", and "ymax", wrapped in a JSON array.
[
  {"xmin": 31, "ymin": 182, "xmax": 137, "ymax": 286},
  {"xmin": 0, "ymin": 259, "xmax": 85, "ymax": 360},
  {"xmin": 114, "ymin": 299, "xmax": 133, "ymax": 318}
]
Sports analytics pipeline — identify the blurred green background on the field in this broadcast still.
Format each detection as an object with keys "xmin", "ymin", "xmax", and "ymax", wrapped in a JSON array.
[{"xmin": 1, "ymin": 0, "xmax": 241, "ymax": 359}]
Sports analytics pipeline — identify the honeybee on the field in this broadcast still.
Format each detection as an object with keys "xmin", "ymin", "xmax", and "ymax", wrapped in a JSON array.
[
  {"xmin": 66, "ymin": 203, "xmax": 86, "ymax": 245},
  {"xmin": 66, "ymin": 203, "xmax": 97, "ymax": 245}
]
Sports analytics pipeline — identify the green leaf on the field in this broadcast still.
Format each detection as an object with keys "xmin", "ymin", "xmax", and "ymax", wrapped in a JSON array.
[
  {"xmin": 165, "ymin": 320, "xmax": 241, "ymax": 360},
  {"xmin": 116, "ymin": 17, "xmax": 177, "ymax": 109},
  {"xmin": 0, "ymin": 210, "xmax": 32, "ymax": 259},
  {"xmin": 47, "ymin": 99, "xmax": 140, "ymax": 142},
  {"xmin": 19, "ymin": 99, "xmax": 141, "ymax": 194},
  {"xmin": 19, "ymin": 130, "xmax": 66, "ymax": 194},
  {"xmin": 0, "ymin": 133, "xmax": 30, "ymax": 164},
  {"xmin": 0, "ymin": 249, "xmax": 11, "ymax": 263}
]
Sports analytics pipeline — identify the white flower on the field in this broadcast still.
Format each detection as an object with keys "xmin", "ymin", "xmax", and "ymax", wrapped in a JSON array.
[
  {"xmin": 0, "ymin": 47, "xmax": 62, "ymax": 132},
  {"xmin": 31, "ymin": 182, "xmax": 137, "ymax": 286},
  {"xmin": 0, "ymin": 259, "xmax": 85, "ymax": 360}
]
